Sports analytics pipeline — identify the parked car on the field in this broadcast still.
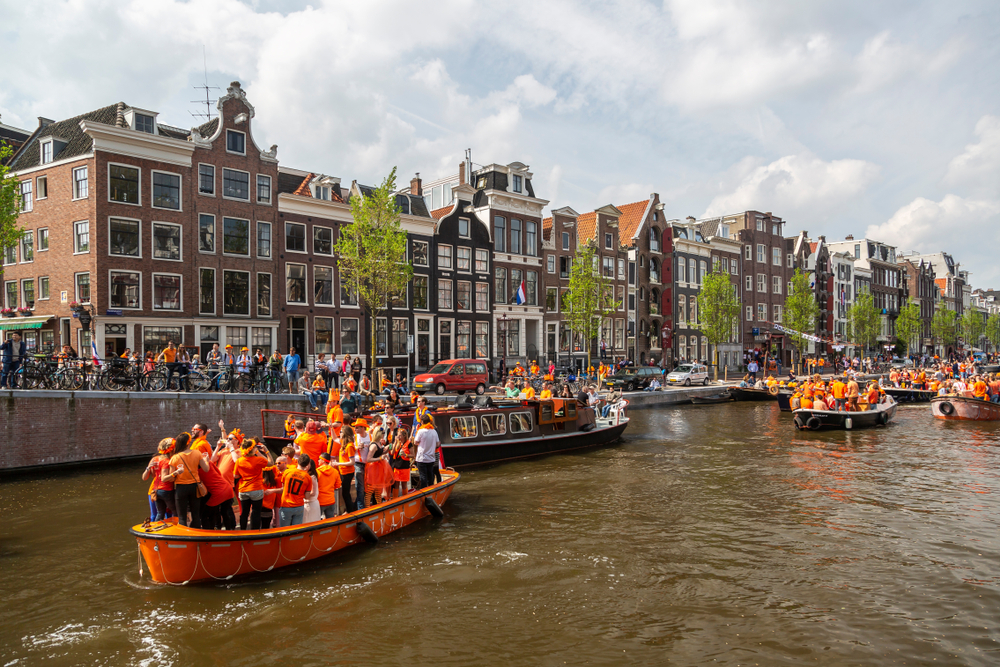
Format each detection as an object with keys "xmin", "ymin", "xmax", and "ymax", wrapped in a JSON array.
[
  {"xmin": 413, "ymin": 359, "xmax": 490, "ymax": 395},
  {"xmin": 666, "ymin": 363, "xmax": 710, "ymax": 386},
  {"xmin": 605, "ymin": 367, "xmax": 662, "ymax": 392},
  {"xmin": 889, "ymin": 357, "xmax": 914, "ymax": 369}
]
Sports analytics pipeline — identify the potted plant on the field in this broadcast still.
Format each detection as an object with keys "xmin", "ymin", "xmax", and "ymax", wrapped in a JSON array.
[
  {"xmin": 17, "ymin": 306, "xmax": 32, "ymax": 316},
  {"xmin": 69, "ymin": 301, "xmax": 83, "ymax": 312},
  {"xmin": 1, "ymin": 307, "xmax": 14, "ymax": 317}
]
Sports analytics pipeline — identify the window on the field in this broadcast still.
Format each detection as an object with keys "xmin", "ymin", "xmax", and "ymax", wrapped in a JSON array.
[
  {"xmin": 757, "ymin": 303, "xmax": 766, "ymax": 322},
  {"xmin": 22, "ymin": 279, "xmax": 34, "ymax": 308},
  {"xmin": 223, "ymin": 217, "xmax": 250, "ymax": 255},
  {"xmin": 39, "ymin": 277, "xmax": 49, "ymax": 300},
  {"xmin": 109, "ymin": 165, "xmax": 139, "ymax": 204},
  {"xmin": 618, "ymin": 258, "xmax": 626, "ymax": 280},
  {"xmin": 199, "ymin": 214, "xmax": 215, "ymax": 253},
  {"xmin": 257, "ymin": 175, "xmax": 271, "ymax": 204},
  {"xmin": 495, "ymin": 268, "xmax": 506, "ymax": 304},
  {"xmin": 560, "ymin": 256, "xmax": 571, "ymax": 279},
  {"xmin": 772, "ymin": 223, "xmax": 780, "ymax": 235},
  {"xmin": 507, "ymin": 320, "xmax": 520, "ymax": 355},
  {"xmin": 678, "ymin": 257, "xmax": 686, "ymax": 283},
  {"xmin": 413, "ymin": 240, "xmax": 429, "ymax": 266},
  {"xmin": 286, "ymin": 263, "xmax": 306, "ymax": 304},
  {"xmin": 562, "ymin": 231, "xmax": 570, "ymax": 251},
  {"xmin": 688, "ymin": 260, "xmax": 696, "ymax": 285},
  {"xmin": 314, "ymin": 266, "xmax": 333, "ymax": 305},
  {"xmin": 152, "ymin": 274, "xmax": 181, "ymax": 310},
  {"xmin": 475, "ymin": 321, "xmax": 489, "ymax": 358},
  {"xmin": 21, "ymin": 231, "xmax": 33, "ymax": 262},
  {"xmin": 526, "ymin": 221, "xmax": 536, "ymax": 256},
  {"xmin": 512, "ymin": 174, "xmax": 522, "ymax": 193},
  {"xmin": 376, "ymin": 318, "xmax": 388, "ymax": 356},
  {"xmin": 458, "ymin": 218, "xmax": 470, "ymax": 238},
  {"xmin": 456, "ymin": 321, "xmax": 471, "ymax": 356},
  {"xmin": 109, "ymin": 218, "xmax": 140, "ymax": 257},
  {"xmin": 772, "ymin": 275, "xmax": 781, "ymax": 294},
  {"xmin": 107, "ymin": 271, "xmax": 140, "ymax": 309},
  {"xmin": 392, "ymin": 318, "xmax": 408, "ymax": 356},
  {"xmin": 756, "ymin": 218, "xmax": 764, "ymax": 231},
  {"xmin": 774, "ymin": 304, "xmax": 782, "ymax": 323},
  {"xmin": 526, "ymin": 271, "xmax": 537, "ymax": 306},
  {"xmin": 756, "ymin": 244, "xmax": 765, "ymax": 263},
  {"xmin": 509, "ymin": 411, "xmax": 532, "ymax": 434},
  {"xmin": 142, "ymin": 326, "xmax": 181, "ymax": 355},
  {"xmin": 547, "ymin": 255, "xmax": 555, "ymax": 274},
  {"xmin": 75, "ymin": 272, "xmax": 90, "ymax": 303},
  {"xmin": 41, "ymin": 141, "xmax": 53, "ymax": 164},
  {"xmin": 510, "ymin": 219, "xmax": 521, "ymax": 254},
  {"xmin": 74, "ymin": 221, "xmax": 89, "ymax": 253},
  {"xmin": 199, "ymin": 164, "xmax": 214, "ymax": 195},
  {"xmin": 746, "ymin": 305, "xmax": 753, "ymax": 321},
  {"xmin": 199, "ymin": 268, "xmax": 214, "ymax": 314},
  {"xmin": 286, "ymin": 222, "xmax": 306, "ymax": 252},
  {"xmin": 314, "ymin": 185, "xmax": 330, "ymax": 201},
  {"xmin": 227, "ymin": 327, "xmax": 248, "ymax": 351},
  {"xmin": 4, "ymin": 281, "xmax": 16, "ymax": 309},
  {"xmin": 745, "ymin": 275, "xmax": 752, "ymax": 291},
  {"xmin": 438, "ymin": 279, "xmax": 453, "ymax": 309},
  {"xmin": 152, "ymin": 222, "xmax": 181, "ymax": 261},
  {"xmin": 475, "ymin": 283, "xmax": 489, "ymax": 311},
  {"xmin": 222, "ymin": 169, "xmax": 250, "ymax": 200},
  {"xmin": 476, "ymin": 248, "xmax": 489, "ymax": 273},
  {"xmin": 438, "ymin": 244, "xmax": 453, "ymax": 269},
  {"xmin": 854, "ymin": 243, "xmax": 861, "ymax": 259},
  {"xmin": 731, "ymin": 258, "xmax": 738, "ymax": 274},
  {"xmin": 3, "ymin": 244, "xmax": 15, "ymax": 265},
  {"xmin": 450, "ymin": 415, "xmax": 478, "ymax": 440},
  {"xmin": 70, "ymin": 166, "xmax": 88, "ymax": 200},
  {"xmin": 772, "ymin": 247, "xmax": 781, "ymax": 266},
  {"xmin": 745, "ymin": 244, "xmax": 752, "ymax": 260},
  {"xmin": 690, "ymin": 300, "xmax": 698, "ymax": 325},
  {"xmin": 787, "ymin": 253, "xmax": 794, "ymax": 268},
  {"xmin": 699, "ymin": 260, "xmax": 707, "ymax": 284},
  {"xmin": 494, "ymin": 216, "xmax": 506, "ymax": 252},
  {"xmin": 757, "ymin": 274, "xmax": 765, "ymax": 292},
  {"xmin": 249, "ymin": 327, "xmax": 271, "ymax": 356},
  {"xmin": 457, "ymin": 281, "xmax": 472, "ymax": 310},
  {"xmin": 457, "ymin": 247, "xmax": 471, "ymax": 271},
  {"xmin": 36, "ymin": 176, "xmax": 47, "ymax": 200},
  {"xmin": 313, "ymin": 227, "xmax": 332, "ymax": 255},
  {"xmin": 510, "ymin": 269, "xmax": 522, "ymax": 302},
  {"xmin": 340, "ymin": 279, "xmax": 358, "ymax": 306},
  {"xmin": 336, "ymin": 318, "xmax": 357, "ymax": 354},
  {"xmin": 226, "ymin": 130, "xmax": 246, "ymax": 154},
  {"xmin": 152, "ymin": 171, "xmax": 180, "ymax": 210},
  {"xmin": 602, "ymin": 256, "xmax": 614, "ymax": 278},
  {"xmin": 19, "ymin": 180, "xmax": 32, "ymax": 212},
  {"xmin": 413, "ymin": 275, "xmax": 428, "ymax": 309},
  {"xmin": 315, "ymin": 318, "xmax": 333, "ymax": 355},
  {"xmin": 135, "ymin": 113, "xmax": 155, "ymax": 133},
  {"xmin": 257, "ymin": 221, "xmax": 271, "ymax": 258},
  {"xmin": 257, "ymin": 273, "xmax": 271, "ymax": 316},
  {"xmin": 617, "ymin": 285, "xmax": 625, "ymax": 311},
  {"xmin": 223, "ymin": 270, "xmax": 250, "ymax": 316}
]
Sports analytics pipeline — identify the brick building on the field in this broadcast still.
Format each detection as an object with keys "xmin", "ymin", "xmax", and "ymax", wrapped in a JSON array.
[
  {"xmin": 576, "ymin": 205, "xmax": 629, "ymax": 363},
  {"xmin": 827, "ymin": 236, "xmax": 903, "ymax": 350},
  {"xmin": 541, "ymin": 206, "xmax": 579, "ymax": 368},
  {"xmin": 899, "ymin": 255, "xmax": 936, "ymax": 352}
]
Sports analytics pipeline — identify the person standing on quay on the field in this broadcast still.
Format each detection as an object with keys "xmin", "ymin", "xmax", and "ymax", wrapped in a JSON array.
[
  {"xmin": 284, "ymin": 346, "xmax": 301, "ymax": 394},
  {"xmin": 748, "ymin": 358, "xmax": 759, "ymax": 383},
  {"xmin": 0, "ymin": 333, "xmax": 25, "ymax": 388}
]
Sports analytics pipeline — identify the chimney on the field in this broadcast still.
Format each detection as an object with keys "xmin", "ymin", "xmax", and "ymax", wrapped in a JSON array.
[
  {"xmin": 115, "ymin": 102, "xmax": 127, "ymax": 128},
  {"xmin": 686, "ymin": 216, "xmax": 696, "ymax": 222},
  {"xmin": 845, "ymin": 234, "xmax": 854, "ymax": 240},
  {"xmin": 410, "ymin": 173, "xmax": 422, "ymax": 197},
  {"xmin": 458, "ymin": 161, "xmax": 465, "ymax": 185}
]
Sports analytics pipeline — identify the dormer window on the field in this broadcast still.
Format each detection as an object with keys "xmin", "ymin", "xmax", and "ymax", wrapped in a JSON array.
[
  {"xmin": 458, "ymin": 218, "xmax": 470, "ymax": 238},
  {"xmin": 512, "ymin": 174, "xmax": 522, "ymax": 193},
  {"xmin": 476, "ymin": 176, "xmax": 486, "ymax": 189},
  {"xmin": 134, "ymin": 114, "xmax": 155, "ymax": 134},
  {"xmin": 720, "ymin": 224, "xmax": 729, "ymax": 238},
  {"xmin": 227, "ymin": 130, "xmax": 246, "ymax": 155},
  {"xmin": 314, "ymin": 185, "xmax": 330, "ymax": 201},
  {"xmin": 41, "ymin": 140, "xmax": 53, "ymax": 164}
]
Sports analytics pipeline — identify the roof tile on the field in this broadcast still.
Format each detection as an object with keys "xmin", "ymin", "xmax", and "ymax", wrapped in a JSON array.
[
  {"xmin": 614, "ymin": 200, "xmax": 649, "ymax": 245},
  {"xmin": 577, "ymin": 212, "xmax": 597, "ymax": 245}
]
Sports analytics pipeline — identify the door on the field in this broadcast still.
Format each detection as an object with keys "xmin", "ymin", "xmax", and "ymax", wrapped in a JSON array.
[
  {"xmin": 439, "ymin": 320, "xmax": 452, "ymax": 361},
  {"xmin": 447, "ymin": 362, "xmax": 464, "ymax": 390},
  {"xmin": 287, "ymin": 316, "xmax": 306, "ymax": 358},
  {"xmin": 417, "ymin": 319, "xmax": 431, "ymax": 368}
]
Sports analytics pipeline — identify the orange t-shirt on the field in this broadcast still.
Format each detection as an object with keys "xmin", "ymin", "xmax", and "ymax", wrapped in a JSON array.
[
  {"xmin": 973, "ymin": 381, "xmax": 987, "ymax": 398},
  {"xmin": 337, "ymin": 440, "xmax": 357, "ymax": 475},
  {"xmin": 169, "ymin": 449, "xmax": 202, "ymax": 485},
  {"xmin": 234, "ymin": 454, "xmax": 268, "ymax": 493},
  {"xmin": 281, "ymin": 468, "xmax": 313, "ymax": 508},
  {"xmin": 295, "ymin": 432, "xmax": 328, "ymax": 465},
  {"xmin": 327, "ymin": 402, "xmax": 345, "ymax": 426},
  {"xmin": 191, "ymin": 436, "xmax": 213, "ymax": 457},
  {"xmin": 316, "ymin": 463, "xmax": 342, "ymax": 506},
  {"xmin": 831, "ymin": 382, "xmax": 846, "ymax": 399},
  {"xmin": 160, "ymin": 348, "xmax": 177, "ymax": 363},
  {"xmin": 217, "ymin": 449, "xmax": 236, "ymax": 487}
]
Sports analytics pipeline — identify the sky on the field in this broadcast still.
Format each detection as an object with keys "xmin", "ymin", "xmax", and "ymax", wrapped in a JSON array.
[{"xmin": 2, "ymin": 0, "xmax": 998, "ymax": 283}]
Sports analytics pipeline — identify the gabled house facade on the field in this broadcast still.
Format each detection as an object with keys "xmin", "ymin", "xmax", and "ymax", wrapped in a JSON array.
[
  {"xmin": 541, "ymin": 206, "xmax": 579, "ymax": 368},
  {"xmin": 576, "ymin": 205, "xmax": 629, "ymax": 363}
]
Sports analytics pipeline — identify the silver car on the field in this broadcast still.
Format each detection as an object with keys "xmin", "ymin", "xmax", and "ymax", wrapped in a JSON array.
[{"xmin": 666, "ymin": 364, "xmax": 709, "ymax": 386}]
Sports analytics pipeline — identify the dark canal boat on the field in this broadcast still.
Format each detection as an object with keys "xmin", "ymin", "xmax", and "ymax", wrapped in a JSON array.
[
  {"xmin": 883, "ymin": 387, "xmax": 936, "ymax": 403},
  {"xmin": 792, "ymin": 399, "xmax": 897, "ymax": 431},
  {"xmin": 730, "ymin": 386, "xmax": 778, "ymax": 402},
  {"xmin": 690, "ymin": 392, "xmax": 732, "ymax": 405}
]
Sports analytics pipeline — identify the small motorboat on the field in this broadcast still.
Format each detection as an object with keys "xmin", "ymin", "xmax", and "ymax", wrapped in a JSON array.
[
  {"xmin": 776, "ymin": 392, "xmax": 794, "ymax": 412},
  {"xmin": 793, "ymin": 399, "xmax": 897, "ymax": 431},
  {"xmin": 930, "ymin": 396, "xmax": 1000, "ymax": 421},
  {"xmin": 132, "ymin": 471, "xmax": 459, "ymax": 585},
  {"xmin": 883, "ymin": 387, "xmax": 937, "ymax": 403},
  {"xmin": 729, "ymin": 386, "xmax": 778, "ymax": 402},
  {"xmin": 690, "ymin": 392, "xmax": 732, "ymax": 405}
]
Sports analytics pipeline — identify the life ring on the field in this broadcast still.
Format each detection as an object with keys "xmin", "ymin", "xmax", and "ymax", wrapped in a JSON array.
[
  {"xmin": 424, "ymin": 496, "xmax": 444, "ymax": 518},
  {"xmin": 878, "ymin": 411, "xmax": 889, "ymax": 425},
  {"xmin": 793, "ymin": 416, "xmax": 806, "ymax": 430},
  {"xmin": 938, "ymin": 401, "xmax": 954, "ymax": 416},
  {"xmin": 768, "ymin": 385, "xmax": 779, "ymax": 396},
  {"xmin": 806, "ymin": 416, "xmax": 822, "ymax": 430}
]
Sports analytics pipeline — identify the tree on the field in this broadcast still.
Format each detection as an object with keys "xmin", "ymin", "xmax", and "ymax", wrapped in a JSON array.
[
  {"xmin": 960, "ymin": 308, "xmax": 985, "ymax": 351},
  {"xmin": 986, "ymin": 313, "xmax": 1000, "ymax": 353},
  {"xmin": 783, "ymin": 268, "xmax": 819, "ymax": 374},
  {"xmin": 695, "ymin": 266, "xmax": 740, "ymax": 380},
  {"xmin": 894, "ymin": 298, "xmax": 922, "ymax": 356},
  {"xmin": 0, "ymin": 144, "xmax": 25, "ymax": 258},
  {"xmin": 931, "ymin": 308, "xmax": 957, "ymax": 354},
  {"xmin": 847, "ymin": 290, "xmax": 880, "ymax": 356},
  {"xmin": 565, "ymin": 243, "xmax": 618, "ymax": 370},
  {"xmin": 334, "ymin": 168, "xmax": 412, "ymax": 377}
]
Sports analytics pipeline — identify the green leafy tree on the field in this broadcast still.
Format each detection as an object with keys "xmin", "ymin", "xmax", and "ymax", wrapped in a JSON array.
[
  {"xmin": 931, "ymin": 307, "xmax": 958, "ymax": 353},
  {"xmin": 960, "ymin": 308, "xmax": 985, "ymax": 350},
  {"xmin": 986, "ymin": 313, "xmax": 1000, "ymax": 353},
  {"xmin": 565, "ymin": 243, "xmax": 618, "ymax": 369},
  {"xmin": 847, "ymin": 289, "xmax": 880, "ymax": 356},
  {"xmin": 334, "ymin": 168, "xmax": 412, "ymax": 376},
  {"xmin": 894, "ymin": 298, "xmax": 922, "ymax": 355},
  {"xmin": 0, "ymin": 144, "xmax": 25, "ymax": 260},
  {"xmin": 695, "ymin": 266, "xmax": 740, "ymax": 380},
  {"xmin": 784, "ymin": 268, "xmax": 819, "ymax": 374}
]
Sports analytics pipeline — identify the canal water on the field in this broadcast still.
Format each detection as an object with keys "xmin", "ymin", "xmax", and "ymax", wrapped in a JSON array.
[{"xmin": 2, "ymin": 403, "xmax": 999, "ymax": 666}]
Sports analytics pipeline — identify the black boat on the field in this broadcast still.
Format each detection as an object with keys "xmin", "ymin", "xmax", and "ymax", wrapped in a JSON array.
[
  {"xmin": 690, "ymin": 392, "xmax": 732, "ymax": 405},
  {"xmin": 776, "ymin": 391, "xmax": 794, "ymax": 412},
  {"xmin": 883, "ymin": 387, "xmax": 937, "ymax": 403},
  {"xmin": 792, "ymin": 399, "xmax": 897, "ymax": 431},
  {"xmin": 729, "ymin": 386, "xmax": 778, "ymax": 402}
]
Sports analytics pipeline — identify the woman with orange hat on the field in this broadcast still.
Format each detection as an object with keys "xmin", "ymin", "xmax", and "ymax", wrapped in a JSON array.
[{"xmin": 337, "ymin": 424, "xmax": 357, "ymax": 512}]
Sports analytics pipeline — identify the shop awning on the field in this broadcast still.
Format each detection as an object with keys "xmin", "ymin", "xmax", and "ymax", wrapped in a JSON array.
[{"xmin": 0, "ymin": 315, "xmax": 53, "ymax": 331}]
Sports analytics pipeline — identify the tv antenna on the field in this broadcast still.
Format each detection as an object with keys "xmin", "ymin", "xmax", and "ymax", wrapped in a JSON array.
[{"xmin": 190, "ymin": 45, "xmax": 219, "ymax": 121}]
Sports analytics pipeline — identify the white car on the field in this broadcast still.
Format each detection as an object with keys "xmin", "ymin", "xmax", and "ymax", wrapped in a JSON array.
[{"xmin": 667, "ymin": 364, "xmax": 709, "ymax": 386}]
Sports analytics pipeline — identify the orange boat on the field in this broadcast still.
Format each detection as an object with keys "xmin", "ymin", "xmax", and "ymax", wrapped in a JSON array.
[
  {"xmin": 930, "ymin": 396, "xmax": 1000, "ymax": 421},
  {"xmin": 132, "ymin": 470, "xmax": 459, "ymax": 585}
]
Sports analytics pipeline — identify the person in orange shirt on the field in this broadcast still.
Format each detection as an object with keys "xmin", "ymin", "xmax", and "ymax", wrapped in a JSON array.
[
  {"xmin": 279, "ymin": 454, "xmax": 314, "ymax": 527},
  {"xmin": 233, "ymin": 437, "xmax": 271, "ymax": 530},
  {"xmin": 846, "ymin": 377, "xmax": 860, "ymax": 412},
  {"xmin": 972, "ymin": 376, "xmax": 988, "ymax": 400},
  {"xmin": 165, "ymin": 432, "xmax": 210, "ymax": 528},
  {"xmin": 522, "ymin": 380, "xmax": 536, "ymax": 400},
  {"xmin": 317, "ymin": 452, "xmax": 343, "ymax": 518},
  {"xmin": 539, "ymin": 382, "xmax": 553, "ymax": 399},
  {"xmin": 326, "ymin": 397, "xmax": 344, "ymax": 429},
  {"xmin": 190, "ymin": 422, "xmax": 214, "ymax": 457},
  {"xmin": 295, "ymin": 420, "xmax": 328, "ymax": 465},
  {"xmin": 337, "ymin": 425, "xmax": 358, "ymax": 513},
  {"xmin": 831, "ymin": 379, "xmax": 847, "ymax": 411},
  {"xmin": 388, "ymin": 426, "xmax": 412, "ymax": 498}
]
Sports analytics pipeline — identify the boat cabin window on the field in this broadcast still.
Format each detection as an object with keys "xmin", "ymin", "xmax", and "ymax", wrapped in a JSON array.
[
  {"xmin": 510, "ymin": 411, "xmax": 533, "ymax": 434},
  {"xmin": 450, "ymin": 416, "xmax": 477, "ymax": 439},
  {"xmin": 541, "ymin": 402, "xmax": 554, "ymax": 422},
  {"xmin": 481, "ymin": 413, "xmax": 506, "ymax": 436}
]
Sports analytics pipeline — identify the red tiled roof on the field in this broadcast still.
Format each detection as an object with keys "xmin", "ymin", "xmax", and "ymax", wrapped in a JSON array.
[
  {"xmin": 615, "ymin": 200, "xmax": 649, "ymax": 246},
  {"xmin": 577, "ymin": 212, "xmax": 597, "ymax": 244},
  {"xmin": 430, "ymin": 205, "xmax": 451, "ymax": 220},
  {"xmin": 542, "ymin": 217, "xmax": 553, "ymax": 241},
  {"xmin": 809, "ymin": 242, "xmax": 818, "ymax": 253},
  {"xmin": 935, "ymin": 278, "xmax": 948, "ymax": 291},
  {"xmin": 292, "ymin": 173, "xmax": 315, "ymax": 197}
]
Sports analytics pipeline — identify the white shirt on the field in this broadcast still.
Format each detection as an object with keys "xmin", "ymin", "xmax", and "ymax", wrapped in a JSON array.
[{"xmin": 414, "ymin": 427, "xmax": 440, "ymax": 463}]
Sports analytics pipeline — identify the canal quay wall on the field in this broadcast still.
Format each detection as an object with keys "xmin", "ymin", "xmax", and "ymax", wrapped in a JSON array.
[{"xmin": 0, "ymin": 385, "xmax": 730, "ymax": 472}]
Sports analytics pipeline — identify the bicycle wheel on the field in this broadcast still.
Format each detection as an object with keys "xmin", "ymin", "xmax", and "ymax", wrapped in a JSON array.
[
  {"xmin": 234, "ymin": 373, "xmax": 252, "ymax": 393},
  {"xmin": 142, "ymin": 370, "xmax": 168, "ymax": 392},
  {"xmin": 188, "ymin": 371, "xmax": 211, "ymax": 392}
]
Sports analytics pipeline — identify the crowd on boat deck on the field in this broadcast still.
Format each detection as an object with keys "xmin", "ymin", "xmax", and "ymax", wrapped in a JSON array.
[{"xmin": 142, "ymin": 402, "xmax": 443, "ymax": 531}]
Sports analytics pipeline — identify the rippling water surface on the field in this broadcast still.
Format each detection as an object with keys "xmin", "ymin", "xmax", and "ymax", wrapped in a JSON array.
[{"xmin": 2, "ymin": 403, "xmax": 999, "ymax": 665}]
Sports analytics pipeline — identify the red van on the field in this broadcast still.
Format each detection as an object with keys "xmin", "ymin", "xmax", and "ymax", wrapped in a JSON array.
[{"xmin": 412, "ymin": 359, "xmax": 490, "ymax": 395}]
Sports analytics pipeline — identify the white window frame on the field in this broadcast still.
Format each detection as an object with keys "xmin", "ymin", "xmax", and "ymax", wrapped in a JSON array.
[
  {"xmin": 222, "ymin": 167, "xmax": 251, "ymax": 202},
  {"xmin": 223, "ymin": 269, "xmax": 252, "ymax": 317},
  {"xmin": 257, "ymin": 272, "xmax": 272, "ymax": 317},
  {"xmin": 35, "ymin": 175, "xmax": 47, "ymax": 200},
  {"xmin": 438, "ymin": 278, "xmax": 453, "ymax": 310},
  {"xmin": 151, "ymin": 221, "xmax": 183, "ymax": 262},
  {"xmin": 413, "ymin": 240, "xmax": 429, "ymax": 267},
  {"xmin": 20, "ymin": 230, "xmax": 33, "ymax": 263},
  {"xmin": 458, "ymin": 217, "xmax": 471, "ymax": 239},
  {"xmin": 74, "ymin": 272, "xmax": 91, "ymax": 304},
  {"xmin": 313, "ymin": 225, "xmax": 333, "ymax": 256},
  {"xmin": 72, "ymin": 166, "xmax": 89, "ymax": 200},
  {"xmin": 21, "ymin": 278, "xmax": 34, "ymax": 308},
  {"xmin": 757, "ymin": 303, "xmax": 767, "ymax": 322},
  {"xmin": 475, "ymin": 248, "xmax": 489, "ymax": 273},
  {"xmin": 37, "ymin": 227, "xmax": 48, "ymax": 252},
  {"xmin": 773, "ymin": 304, "xmax": 782, "ymax": 323},
  {"xmin": 198, "ymin": 163, "xmax": 215, "ymax": 197},
  {"xmin": 744, "ymin": 244, "xmax": 752, "ymax": 260},
  {"xmin": 757, "ymin": 273, "xmax": 765, "ymax": 293},
  {"xmin": 457, "ymin": 246, "xmax": 472, "ymax": 273},
  {"xmin": 787, "ymin": 252, "xmax": 794, "ymax": 269},
  {"xmin": 314, "ymin": 265, "xmax": 335, "ymax": 307},
  {"xmin": 221, "ymin": 217, "xmax": 251, "ymax": 258},
  {"xmin": 746, "ymin": 305, "xmax": 753, "ymax": 322},
  {"xmin": 285, "ymin": 262, "xmax": 308, "ymax": 305},
  {"xmin": 438, "ymin": 244, "xmax": 453, "ymax": 270},
  {"xmin": 744, "ymin": 275, "xmax": 752, "ymax": 291},
  {"xmin": 107, "ymin": 216, "xmax": 142, "ymax": 259},
  {"xmin": 257, "ymin": 220, "xmax": 272, "ymax": 259},
  {"xmin": 340, "ymin": 317, "xmax": 360, "ymax": 355},
  {"xmin": 198, "ymin": 213, "xmax": 216, "ymax": 254},
  {"xmin": 40, "ymin": 139, "xmax": 53, "ymax": 165},
  {"xmin": 198, "ymin": 267, "xmax": 215, "ymax": 316},
  {"xmin": 107, "ymin": 162, "xmax": 141, "ymax": 207},
  {"xmin": 19, "ymin": 180, "xmax": 32, "ymax": 212},
  {"xmin": 285, "ymin": 221, "xmax": 308, "ymax": 254},
  {"xmin": 73, "ymin": 220, "xmax": 90, "ymax": 255},
  {"xmin": 756, "ymin": 244, "xmax": 765, "ymax": 263},
  {"xmin": 151, "ymin": 272, "xmax": 183, "ymax": 311},
  {"xmin": 4, "ymin": 280, "xmax": 16, "ymax": 308},
  {"xmin": 38, "ymin": 276, "xmax": 50, "ymax": 301},
  {"xmin": 108, "ymin": 269, "xmax": 142, "ymax": 311},
  {"xmin": 547, "ymin": 255, "xmax": 555, "ymax": 274},
  {"xmin": 730, "ymin": 258, "xmax": 738, "ymax": 275},
  {"xmin": 456, "ymin": 280, "xmax": 472, "ymax": 312},
  {"xmin": 256, "ymin": 174, "xmax": 272, "ymax": 205},
  {"xmin": 604, "ymin": 232, "xmax": 613, "ymax": 250},
  {"xmin": 772, "ymin": 246, "xmax": 781, "ymax": 266},
  {"xmin": 150, "ymin": 169, "xmax": 183, "ymax": 211},
  {"xmin": 226, "ymin": 129, "xmax": 247, "ymax": 156},
  {"xmin": 772, "ymin": 275, "xmax": 781, "ymax": 295},
  {"xmin": 562, "ymin": 231, "xmax": 570, "ymax": 251}
]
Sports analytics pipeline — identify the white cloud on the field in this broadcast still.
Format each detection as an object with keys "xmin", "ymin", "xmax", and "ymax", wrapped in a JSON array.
[{"xmin": 944, "ymin": 115, "xmax": 1000, "ymax": 196}]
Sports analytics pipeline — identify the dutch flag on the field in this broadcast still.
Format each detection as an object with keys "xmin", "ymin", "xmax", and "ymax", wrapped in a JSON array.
[
  {"xmin": 515, "ymin": 280, "xmax": 526, "ymax": 305},
  {"xmin": 91, "ymin": 340, "xmax": 102, "ymax": 367}
]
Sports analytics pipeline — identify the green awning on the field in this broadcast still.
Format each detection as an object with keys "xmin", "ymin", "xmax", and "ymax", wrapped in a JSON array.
[{"xmin": 0, "ymin": 315, "xmax": 53, "ymax": 331}]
